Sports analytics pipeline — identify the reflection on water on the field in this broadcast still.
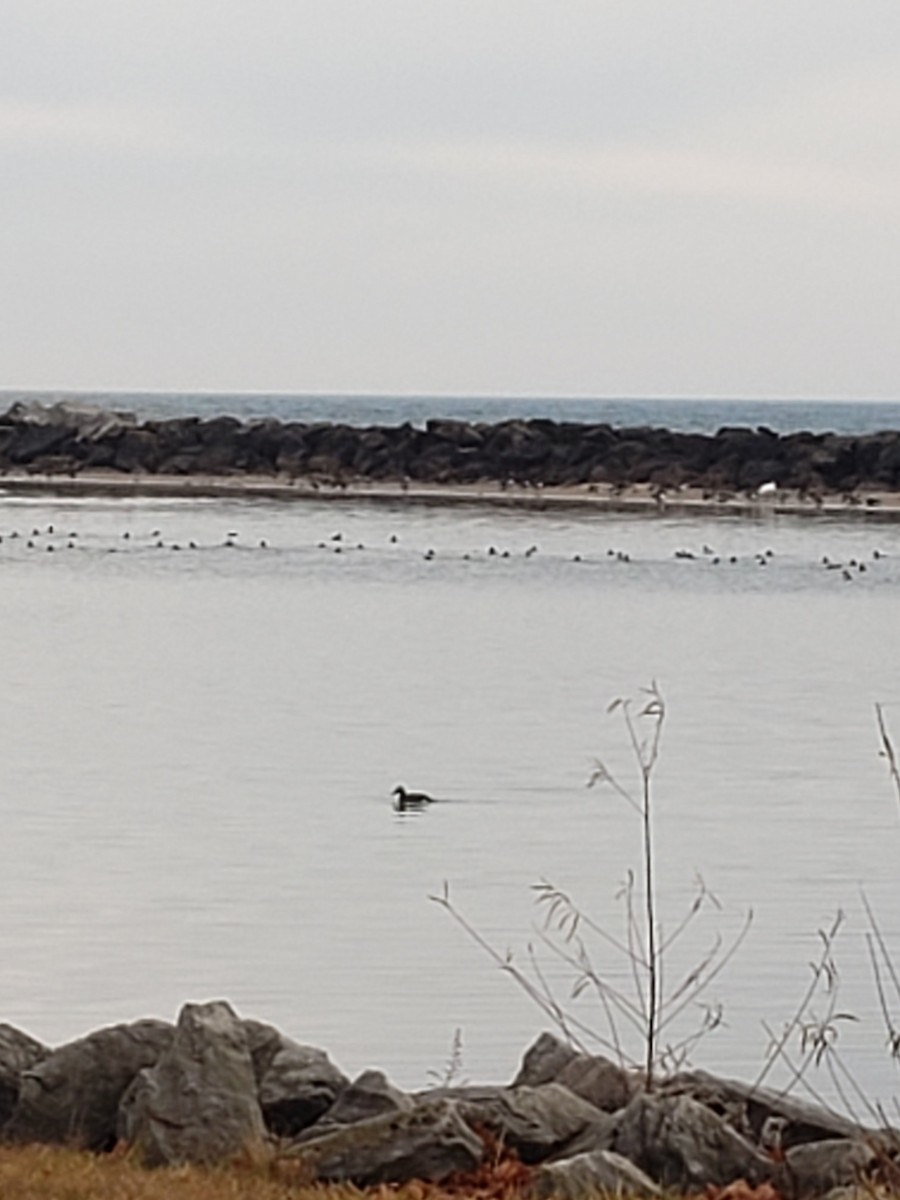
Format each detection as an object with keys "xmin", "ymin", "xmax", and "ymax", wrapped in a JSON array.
[{"xmin": 1, "ymin": 492, "xmax": 900, "ymax": 1108}]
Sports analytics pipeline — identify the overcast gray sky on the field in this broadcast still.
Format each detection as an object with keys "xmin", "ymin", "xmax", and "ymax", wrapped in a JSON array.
[{"xmin": 1, "ymin": 2, "xmax": 899, "ymax": 397}]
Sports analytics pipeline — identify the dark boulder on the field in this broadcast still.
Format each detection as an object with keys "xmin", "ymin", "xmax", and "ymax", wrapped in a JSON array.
[
  {"xmin": 118, "ymin": 1001, "xmax": 266, "ymax": 1167},
  {"xmin": 778, "ymin": 1137, "xmax": 879, "ymax": 1198},
  {"xmin": 3, "ymin": 423, "xmax": 72, "ymax": 464},
  {"xmin": 242, "ymin": 1019, "xmax": 348, "ymax": 1137},
  {"xmin": 430, "ymin": 1083, "xmax": 616, "ymax": 1164},
  {"xmin": 512, "ymin": 1032, "xmax": 580, "ymax": 1087},
  {"xmin": 661, "ymin": 1069, "xmax": 866, "ymax": 1149},
  {"xmin": 3, "ymin": 1019, "xmax": 173, "ymax": 1150},
  {"xmin": 614, "ymin": 1091, "xmax": 773, "ymax": 1190},
  {"xmin": 425, "ymin": 419, "xmax": 486, "ymax": 449},
  {"xmin": 0, "ymin": 1024, "xmax": 50, "ymax": 1127},
  {"xmin": 313, "ymin": 1068, "xmax": 411, "ymax": 1130},
  {"xmin": 512, "ymin": 1033, "xmax": 636, "ymax": 1113},
  {"xmin": 287, "ymin": 1098, "xmax": 483, "ymax": 1186},
  {"xmin": 531, "ymin": 1148, "xmax": 662, "ymax": 1198},
  {"xmin": 112, "ymin": 429, "xmax": 161, "ymax": 473}
]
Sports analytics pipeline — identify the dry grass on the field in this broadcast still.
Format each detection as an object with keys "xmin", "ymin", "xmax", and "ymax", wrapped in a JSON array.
[
  {"xmin": 0, "ymin": 1143, "xmax": 334, "ymax": 1200},
  {"xmin": 0, "ymin": 1140, "xmax": 536, "ymax": 1200}
]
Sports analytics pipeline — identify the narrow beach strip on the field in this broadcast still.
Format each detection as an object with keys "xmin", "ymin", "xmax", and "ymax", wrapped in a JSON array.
[{"xmin": 2, "ymin": 470, "xmax": 900, "ymax": 519}]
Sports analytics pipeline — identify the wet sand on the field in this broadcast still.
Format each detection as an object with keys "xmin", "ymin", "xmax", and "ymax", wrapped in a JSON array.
[{"xmin": 1, "ymin": 470, "xmax": 900, "ymax": 519}]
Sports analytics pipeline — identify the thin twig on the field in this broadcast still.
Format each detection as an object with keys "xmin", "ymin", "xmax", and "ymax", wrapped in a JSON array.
[
  {"xmin": 752, "ymin": 911, "xmax": 844, "ymax": 1093},
  {"xmin": 533, "ymin": 925, "xmax": 646, "ymax": 1031},
  {"xmin": 658, "ymin": 909, "xmax": 754, "ymax": 1034},
  {"xmin": 876, "ymin": 703, "xmax": 900, "ymax": 812},
  {"xmin": 861, "ymin": 890, "xmax": 900, "ymax": 1015}
]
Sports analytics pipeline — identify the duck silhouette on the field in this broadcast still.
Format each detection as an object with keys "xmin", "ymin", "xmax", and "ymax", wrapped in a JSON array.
[{"xmin": 392, "ymin": 785, "xmax": 433, "ymax": 812}]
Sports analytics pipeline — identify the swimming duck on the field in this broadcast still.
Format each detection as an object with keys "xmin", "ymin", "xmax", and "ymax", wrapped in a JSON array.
[{"xmin": 392, "ymin": 785, "xmax": 433, "ymax": 811}]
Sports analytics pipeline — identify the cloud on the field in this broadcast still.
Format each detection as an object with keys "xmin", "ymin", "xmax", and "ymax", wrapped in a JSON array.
[
  {"xmin": 0, "ymin": 99, "xmax": 197, "ymax": 157},
  {"xmin": 346, "ymin": 59, "xmax": 900, "ymax": 220},
  {"xmin": 1, "ymin": 1, "xmax": 899, "ymax": 392},
  {"xmin": 365, "ymin": 136, "xmax": 896, "ymax": 217}
]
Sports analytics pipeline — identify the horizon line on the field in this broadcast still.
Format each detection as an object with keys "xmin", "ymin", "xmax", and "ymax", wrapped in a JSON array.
[{"xmin": 1, "ymin": 386, "xmax": 899, "ymax": 405}]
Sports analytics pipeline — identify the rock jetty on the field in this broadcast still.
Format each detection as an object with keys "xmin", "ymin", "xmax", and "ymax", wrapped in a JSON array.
[
  {"xmin": 4, "ymin": 399, "xmax": 900, "ymax": 503},
  {"xmin": 0, "ymin": 1002, "xmax": 895, "ymax": 1196}
]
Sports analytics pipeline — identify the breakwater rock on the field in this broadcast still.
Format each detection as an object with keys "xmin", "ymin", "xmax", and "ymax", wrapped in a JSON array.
[
  {"xmin": 5, "ymin": 400, "xmax": 900, "ymax": 499},
  {"xmin": 0, "ymin": 1003, "xmax": 895, "ymax": 1195}
]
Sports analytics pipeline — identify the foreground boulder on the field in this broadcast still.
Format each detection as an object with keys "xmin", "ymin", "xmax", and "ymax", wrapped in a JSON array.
[
  {"xmin": 614, "ymin": 1091, "xmax": 774, "ymax": 1189},
  {"xmin": 288, "ymin": 1098, "xmax": 483, "ymax": 1186},
  {"xmin": 779, "ymin": 1138, "xmax": 879, "ymax": 1198},
  {"xmin": 439, "ymin": 1083, "xmax": 616, "ymax": 1163},
  {"xmin": 662, "ymin": 1069, "xmax": 867, "ymax": 1148},
  {"xmin": 118, "ymin": 1001, "xmax": 266, "ymax": 1167},
  {"xmin": 312, "ymin": 1068, "xmax": 413, "ymax": 1131},
  {"xmin": 243, "ymin": 1019, "xmax": 348, "ymax": 1137},
  {"xmin": 0, "ymin": 1025, "xmax": 50, "ymax": 1127},
  {"xmin": 513, "ymin": 1032, "xmax": 637, "ymax": 1113},
  {"xmin": 531, "ymin": 1148, "xmax": 662, "ymax": 1199},
  {"xmin": 3, "ymin": 1019, "xmax": 173, "ymax": 1150}
]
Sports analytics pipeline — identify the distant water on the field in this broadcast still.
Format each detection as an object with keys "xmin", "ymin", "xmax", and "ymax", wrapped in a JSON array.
[
  {"xmin": 2, "ymin": 391, "xmax": 900, "ymax": 1118},
  {"xmin": 2, "ymin": 388, "xmax": 900, "ymax": 436}
]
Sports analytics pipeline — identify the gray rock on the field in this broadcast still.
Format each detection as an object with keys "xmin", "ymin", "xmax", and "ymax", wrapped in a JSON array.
[
  {"xmin": 0, "ymin": 1024, "xmax": 50, "ymax": 1127},
  {"xmin": 512, "ymin": 1032, "xmax": 636, "ymax": 1114},
  {"xmin": 555, "ymin": 1053, "xmax": 638, "ymax": 1113},
  {"xmin": 512, "ymin": 1032, "xmax": 581, "ymax": 1087},
  {"xmin": 118, "ymin": 1000, "xmax": 266, "ymax": 1167},
  {"xmin": 3, "ymin": 1019, "xmax": 173, "ymax": 1150},
  {"xmin": 614, "ymin": 1091, "xmax": 774, "ymax": 1189},
  {"xmin": 531, "ymin": 1148, "xmax": 662, "ymax": 1199},
  {"xmin": 242, "ymin": 1019, "xmax": 348, "ymax": 1136},
  {"xmin": 318, "ymin": 1069, "xmax": 412, "ymax": 1127},
  {"xmin": 288, "ymin": 1098, "xmax": 483, "ymax": 1186},
  {"xmin": 451, "ymin": 1083, "xmax": 617, "ymax": 1164},
  {"xmin": 663, "ymin": 1070, "xmax": 867, "ymax": 1148},
  {"xmin": 779, "ymin": 1139, "xmax": 878, "ymax": 1198},
  {"xmin": 4, "ymin": 400, "xmax": 135, "ymax": 440}
]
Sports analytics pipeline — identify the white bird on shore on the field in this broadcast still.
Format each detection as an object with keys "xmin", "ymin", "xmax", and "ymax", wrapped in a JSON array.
[{"xmin": 756, "ymin": 481, "xmax": 778, "ymax": 497}]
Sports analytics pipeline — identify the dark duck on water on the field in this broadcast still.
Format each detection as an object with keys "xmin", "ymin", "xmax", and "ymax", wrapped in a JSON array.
[{"xmin": 392, "ymin": 785, "xmax": 433, "ymax": 812}]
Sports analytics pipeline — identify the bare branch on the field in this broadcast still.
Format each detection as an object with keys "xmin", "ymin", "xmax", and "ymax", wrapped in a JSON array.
[
  {"xmin": 876, "ymin": 703, "xmax": 900, "ymax": 811},
  {"xmin": 752, "ymin": 911, "xmax": 844, "ymax": 1094}
]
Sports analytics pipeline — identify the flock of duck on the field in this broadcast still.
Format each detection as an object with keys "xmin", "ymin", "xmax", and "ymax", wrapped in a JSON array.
[
  {"xmin": 0, "ymin": 520, "xmax": 891, "ymax": 581},
  {"xmin": 0, "ymin": 523, "xmax": 270, "ymax": 552},
  {"xmin": 307, "ymin": 530, "xmax": 894, "ymax": 578}
]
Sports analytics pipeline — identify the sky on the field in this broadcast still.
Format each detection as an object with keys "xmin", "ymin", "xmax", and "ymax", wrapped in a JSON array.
[{"xmin": 1, "ymin": 1, "xmax": 899, "ymax": 398}]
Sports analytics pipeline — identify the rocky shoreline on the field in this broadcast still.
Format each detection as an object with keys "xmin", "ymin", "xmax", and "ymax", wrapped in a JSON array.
[
  {"xmin": 0, "ymin": 1000, "xmax": 895, "ymax": 1196},
  {"xmin": 4, "ymin": 399, "xmax": 900, "ymax": 518}
]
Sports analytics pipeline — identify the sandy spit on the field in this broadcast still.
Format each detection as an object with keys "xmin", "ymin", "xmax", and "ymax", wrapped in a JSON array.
[{"xmin": 1, "ymin": 471, "xmax": 900, "ymax": 520}]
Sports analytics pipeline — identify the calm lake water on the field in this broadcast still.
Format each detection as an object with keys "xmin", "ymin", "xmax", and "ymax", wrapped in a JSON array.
[{"xmin": 2, "ymin": 482, "xmax": 900, "ymax": 1115}]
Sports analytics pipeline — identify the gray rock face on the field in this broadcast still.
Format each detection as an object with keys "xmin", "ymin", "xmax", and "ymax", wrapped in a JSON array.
[
  {"xmin": 614, "ymin": 1092, "xmax": 774, "ymax": 1189},
  {"xmin": 779, "ymin": 1138, "xmax": 878, "ymax": 1198},
  {"xmin": 0, "ymin": 1024, "xmax": 50, "ymax": 1127},
  {"xmin": 290, "ymin": 1098, "xmax": 483, "ymax": 1186},
  {"xmin": 452, "ymin": 1083, "xmax": 617, "ymax": 1164},
  {"xmin": 663, "ymin": 1070, "xmax": 866, "ymax": 1149},
  {"xmin": 5, "ymin": 400, "xmax": 135, "ymax": 441},
  {"xmin": 531, "ymin": 1148, "xmax": 662, "ymax": 1199},
  {"xmin": 118, "ymin": 1001, "xmax": 266, "ymax": 1167},
  {"xmin": 512, "ymin": 1032, "xmax": 581, "ymax": 1088},
  {"xmin": 3, "ymin": 1019, "xmax": 173, "ymax": 1150},
  {"xmin": 511, "ymin": 1032, "xmax": 636, "ymax": 1115},
  {"xmin": 316, "ymin": 1069, "xmax": 412, "ymax": 1129},
  {"xmin": 242, "ymin": 1019, "xmax": 348, "ymax": 1137}
]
